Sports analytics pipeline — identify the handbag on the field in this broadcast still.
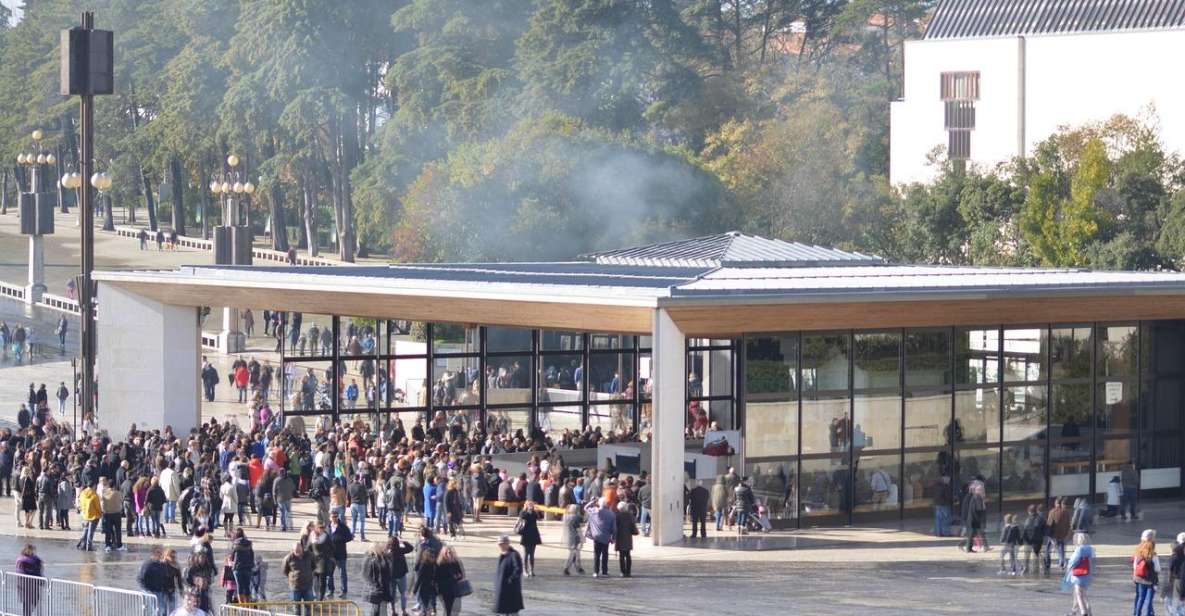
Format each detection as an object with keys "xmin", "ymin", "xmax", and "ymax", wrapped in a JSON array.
[
  {"xmin": 1071, "ymin": 556, "xmax": 1090, "ymax": 577},
  {"xmin": 454, "ymin": 579, "xmax": 473, "ymax": 597},
  {"xmin": 513, "ymin": 517, "xmax": 525, "ymax": 534}
]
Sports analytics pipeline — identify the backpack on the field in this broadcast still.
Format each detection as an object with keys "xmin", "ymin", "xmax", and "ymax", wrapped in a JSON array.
[{"xmin": 1135, "ymin": 557, "xmax": 1157, "ymax": 583}]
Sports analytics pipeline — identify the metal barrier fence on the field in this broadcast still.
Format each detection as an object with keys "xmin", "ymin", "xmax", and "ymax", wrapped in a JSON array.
[
  {"xmin": 235, "ymin": 599, "xmax": 357, "ymax": 616},
  {"xmin": 111, "ymin": 225, "xmax": 345, "ymax": 267},
  {"xmin": 0, "ymin": 572, "xmax": 156, "ymax": 616},
  {"xmin": 37, "ymin": 293, "xmax": 81, "ymax": 315},
  {"xmin": 0, "ymin": 280, "xmax": 25, "ymax": 301}
]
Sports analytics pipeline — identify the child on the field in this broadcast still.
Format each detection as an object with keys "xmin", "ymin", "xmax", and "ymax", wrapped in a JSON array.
[
  {"xmin": 999, "ymin": 513, "xmax": 1021, "ymax": 575},
  {"xmin": 252, "ymin": 553, "xmax": 268, "ymax": 601},
  {"xmin": 221, "ymin": 553, "xmax": 237, "ymax": 604},
  {"xmin": 1103, "ymin": 476, "xmax": 1122, "ymax": 518}
]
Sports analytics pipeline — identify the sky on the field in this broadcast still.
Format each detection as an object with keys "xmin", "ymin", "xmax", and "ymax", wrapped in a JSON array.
[{"xmin": 1, "ymin": 1, "xmax": 19, "ymax": 23}]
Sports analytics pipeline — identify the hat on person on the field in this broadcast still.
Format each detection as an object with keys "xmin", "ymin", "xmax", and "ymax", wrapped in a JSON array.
[
  {"xmin": 496, "ymin": 534, "xmax": 510, "ymax": 545},
  {"xmin": 1177, "ymin": 532, "xmax": 1185, "ymax": 545},
  {"xmin": 1141, "ymin": 529, "xmax": 1156, "ymax": 541}
]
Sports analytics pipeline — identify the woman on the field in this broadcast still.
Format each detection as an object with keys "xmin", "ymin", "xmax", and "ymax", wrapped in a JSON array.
[
  {"xmin": 330, "ymin": 484, "xmax": 348, "ymax": 521},
  {"xmin": 133, "ymin": 476, "xmax": 150, "ymax": 537},
  {"xmin": 147, "ymin": 477, "xmax": 167, "ymax": 538},
  {"xmin": 1063, "ymin": 532, "xmax": 1096, "ymax": 616},
  {"xmin": 561, "ymin": 503, "xmax": 585, "ymax": 576},
  {"xmin": 361, "ymin": 542, "xmax": 391, "ymax": 616},
  {"xmin": 386, "ymin": 537, "xmax": 415, "ymax": 616},
  {"xmin": 18, "ymin": 467, "xmax": 37, "ymax": 529},
  {"xmin": 517, "ymin": 501, "xmax": 543, "ymax": 577},
  {"xmin": 185, "ymin": 544, "xmax": 216, "ymax": 612},
  {"xmin": 444, "ymin": 480, "xmax": 464, "ymax": 539},
  {"xmin": 614, "ymin": 501, "xmax": 640, "ymax": 578},
  {"xmin": 1131, "ymin": 529, "xmax": 1160, "ymax": 616},
  {"xmin": 162, "ymin": 548, "xmax": 184, "ymax": 616},
  {"xmin": 15, "ymin": 544, "xmax": 44, "ymax": 616},
  {"xmin": 411, "ymin": 549, "xmax": 437, "ymax": 616},
  {"xmin": 435, "ymin": 545, "xmax": 467, "ymax": 616},
  {"xmin": 220, "ymin": 476, "xmax": 238, "ymax": 538}
]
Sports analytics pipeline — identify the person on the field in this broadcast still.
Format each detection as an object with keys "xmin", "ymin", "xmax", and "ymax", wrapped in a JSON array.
[
  {"xmin": 55, "ymin": 381, "xmax": 68, "ymax": 415},
  {"xmin": 1021, "ymin": 503, "xmax": 1047, "ymax": 574},
  {"xmin": 310, "ymin": 522, "xmax": 337, "ymax": 600},
  {"xmin": 1047, "ymin": 497, "xmax": 1072, "ymax": 570},
  {"xmin": 234, "ymin": 362, "xmax": 250, "ymax": 404},
  {"xmin": 170, "ymin": 590, "xmax": 209, "ymax": 616},
  {"xmin": 931, "ymin": 475, "xmax": 953, "ymax": 537},
  {"xmin": 1167, "ymin": 532, "xmax": 1185, "ymax": 616},
  {"xmin": 231, "ymin": 528, "xmax": 255, "ymax": 603},
  {"xmin": 1132, "ymin": 529, "xmax": 1160, "ymax": 616},
  {"xmin": 348, "ymin": 473, "xmax": 369, "ymax": 542},
  {"xmin": 362, "ymin": 542, "xmax": 391, "ymax": 616},
  {"xmin": 156, "ymin": 229, "xmax": 165, "ymax": 250},
  {"xmin": 386, "ymin": 537, "xmax": 415, "ymax": 616},
  {"xmin": 444, "ymin": 479, "xmax": 464, "ymax": 539},
  {"xmin": 561, "ymin": 503, "xmax": 585, "ymax": 576},
  {"xmin": 55, "ymin": 474, "xmax": 75, "ymax": 530},
  {"xmin": 688, "ymin": 479, "xmax": 709, "ymax": 539},
  {"xmin": 35, "ymin": 468, "xmax": 55, "ymax": 530},
  {"xmin": 961, "ymin": 478, "xmax": 988, "ymax": 552},
  {"xmin": 999, "ymin": 513, "xmax": 1020, "ymax": 575},
  {"xmin": 329, "ymin": 511, "xmax": 353, "ymax": 596},
  {"xmin": 1063, "ymin": 532, "xmax": 1095, "ymax": 616},
  {"xmin": 517, "ymin": 501, "xmax": 543, "ymax": 577},
  {"xmin": 15, "ymin": 544, "xmax": 44, "ymax": 616},
  {"xmin": 185, "ymin": 545, "xmax": 216, "ymax": 613},
  {"xmin": 100, "ymin": 477, "xmax": 126, "ymax": 551},
  {"xmin": 411, "ymin": 549, "xmax": 437, "ymax": 616},
  {"xmin": 1104, "ymin": 476, "xmax": 1122, "ymax": 518},
  {"xmin": 435, "ymin": 545, "xmax": 468, "ymax": 616},
  {"xmin": 220, "ymin": 475, "xmax": 239, "ymax": 538},
  {"xmin": 138, "ymin": 546, "xmax": 171, "ymax": 616},
  {"xmin": 734, "ymin": 477, "xmax": 756, "ymax": 533},
  {"xmin": 56, "ymin": 317, "xmax": 68, "ymax": 355},
  {"xmin": 162, "ymin": 549, "xmax": 184, "ymax": 616},
  {"xmin": 242, "ymin": 309, "xmax": 255, "ymax": 337},
  {"xmin": 493, "ymin": 535, "xmax": 524, "ymax": 616},
  {"xmin": 584, "ymin": 496, "xmax": 615, "ymax": 578},
  {"xmin": 18, "ymin": 467, "xmax": 36, "ymax": 529},
  {"xmin": 469, "ymin": 467, "xmax": 485, "ymax": 524},
  {"xmin": 1070, "ymin": 497, "xmax": 1095, "ymax": 535},
  {"xmin": 1121, "ymin": 463, "xmax": 1140, "ymax": 521},
  {"xmin": 76, "ymin": 481, "xmax": 102, "ymax": 550},
  {"xmin": 282, "ymin": 541, "xmax": 316, "ymax": 613},
  {"xmin": 614, "ymin": 501, "xmax": 639, "ymax": 577}
]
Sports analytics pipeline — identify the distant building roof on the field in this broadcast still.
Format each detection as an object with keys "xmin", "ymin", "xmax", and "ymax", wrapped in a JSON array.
[
  {"xmin": 925, "ymin": 0, "xmax": 1185, "ymax": 39},
  {"xmin": 581, "ymin": 231, "xmax": 885, "ymax": 268}
]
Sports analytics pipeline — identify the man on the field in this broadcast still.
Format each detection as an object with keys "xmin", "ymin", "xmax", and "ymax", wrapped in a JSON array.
[
  {"xmin": 931, "ymin": 475, "xmax": 953, "ymax": 537},
  {"xmin": 687, "ymin": 480, "xmax": 710, "ymax": 539},
  {"xmin": 636, "ymin": 473, "xmax": 652, "ymax": 536},
  {"xmin": 171, "ymin": 590, "xmax": 209, "ymax": 616},
  {"xmin": 36, "ymin": 468, "xmax": 57, "ymax": 530},
  {"xmin": 55, "ymin": 381, "xmax": 69, "ymax": 416},
  {"xmin": 200, "ymin": 358, "xmax": 219, "ymax": 402},
  {"xmin": 76, "ymin": 481, "xmax": 102, "ymax": 550},
  {"xmin": 584, "ymin": 497, "xmax": 616, "ymax": 578},
  {"xmin": 493, "ymin": 535, "xmax": 524, "ymax": 616},
  {"xmin": 1046, "ymin": 497, "xmax": 1072, "ymax": 570},
  {"xmin": 161, "ymin": 462, "xmax": 181, "ymax": 525},
  {"xmin": 281, "ymin": 541, "xmax": 315, "ymax": 608},
  {"xmin": 734, "ymin": 477, "xmax": 756, "ymax": 533},
  {"xmin": 274, "ymin": 469, "xmax": 296, "ymax": 531},
  {"xmin": 328, "ymin": 511, "xmax": 353, "ymax": 596},
  {"xmin": 234, "ymin": 362, "xmax": 250, "ymax": 404},
  {"xmin": 468, "ymin": 468, "xmax": 485, "ymax": 524},
  {"xmin": 347, "ymin": 474, "xmax": 368, "ymax": 542},
  {"xmin": 56, "ymin": 316, "xmax": 68, "ymax": 354},
  {"xmin": 138, "ymin": 546, "xmax": 169, "ymax": 616},
  {"xmin": 1120, "ymin": 462, "xmax": 1139, "ymax": 521},
  {"xmin": 0, "ymin": 443, "xmax": 12, "ymax": 497},
  {"xmin": 309, "ymin": 523, "xmax": 336, "ymax": 600},
  {"xmin": 385, "ymin": 472, "xmax": 405, "ymax": 537},
  {"xmin": 310, "ymin": 469, "xmax": 332, "ymax": 526}
]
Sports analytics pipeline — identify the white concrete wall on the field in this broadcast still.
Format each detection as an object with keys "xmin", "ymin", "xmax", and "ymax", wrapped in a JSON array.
[
  {"xmin": 97, "ymin": 283, "xmax": 201, "ymax": 435},
  {"xmin": 892, "ymin": 29, "xmax": 1185, "ymax": 186},
  {"xmin": 650, "ymin": 308, "xmax": 686, "ymax": 546}
]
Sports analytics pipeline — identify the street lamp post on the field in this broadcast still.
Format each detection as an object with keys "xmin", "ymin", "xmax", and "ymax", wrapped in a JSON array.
[
  {"xmin": 209, "ymin": 154, "xmax": 253, "ymax": 354},
  {"xmin": 18, "ymin": 129, "xmax": 58, "ymax": 305}
]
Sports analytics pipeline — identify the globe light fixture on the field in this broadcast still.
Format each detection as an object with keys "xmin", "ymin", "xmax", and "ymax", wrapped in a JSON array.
[
  {"xmin": 243, "ymin": 182, "xmax": 255, "ymax": 195},
  {"xmin": 31, "ymin": 129, "xmax": 44, "ymax": 141},
  {"xmin": 227, "ymin": 154, "xmax": 240, "ymax": 168},
  {"xmin": 45, "ymin": 153, "xmax": 56, "ymax": 166}
]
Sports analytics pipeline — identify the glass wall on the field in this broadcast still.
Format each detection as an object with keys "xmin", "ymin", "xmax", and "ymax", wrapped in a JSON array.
[{"xmin": 744, "ymin": 321, "xmax": 1185, "ymax": 528}]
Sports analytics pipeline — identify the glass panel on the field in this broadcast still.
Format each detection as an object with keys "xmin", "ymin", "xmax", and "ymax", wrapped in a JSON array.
[
  {"xmin": 539, "ymin": 354, "xmax": 583, "ymax": 401},
  {"xmin": 800, "ymin": 457, "xmax": 850, "ymax": 522},
  {"xmin": 853, "ymin": 453, "xmax": 901, "ymax": 522},
  {"xmin": 1097, "ymin": 325, "xmax": 1137, "ymax": 380},
  {"xmin": 1094, "ymin": 437, "xmax": 1135, "ymax": 505},
  {"xmin": 589, "ymin": 353, "xmax": 634, "ymax": 398},
  {"xmin": 954, "ymin": 387, "xmax": 1000, "ymax": 444},
  {"xmin": 486, "ymin": 326, "xmax": 533, "ymax": 353},
  {"xmin": 745, "ymin": 400, "xmax": 798, "ymax": 458},
  {"xmin": 853, "ymin": 332, "xmax": 901, "ymax": 390},
  {"xmin": 1049, "ymin": 437, "xmax": 1090, "ymax": 501},
  {"xmin": 688, "ymin": 399, "xmax": 733, "ymax": 436},
  {"xmin": 747, "ymin": 460, "xmax": 797, "ymax": 525},
  {"xmin": 955, "ymin": 327, "xmax": 999, "ymax": 385},
  {"xmin": 388, "ymin": 357, "xmax": 428, "ymax": 408},
  {"xmin": 1003, "ymin": 385, "xmax": 1046, "ymax": 442},
  {"xmin": 539, "ymin": 405, "xmax": 583, "ymax": 442},
  {"xmin": 386, "ymin": 320, "xmax": 428, "ymax": 355},
  {"xmin": 432, "ymin": 323, "xmax": 478, "ymax": 354},
  {"xmin": 1141, "ymin": 378, "xmax": 1182, "ymax": 433},
  {"xmin": 590, "ymin": 334, "xmax": 636, "ymax": 350},
  {"xmin": 432, "ymin": 356, "xmax": 480, "ymax": 407},
  {"xmin": 1141, "ymin": 320, "xmax": 1185, "ymax": 377},
  {"xmin": 903, "ymin": 451, "xmax": 953, "ymax": 520},
  {"xmin": 484, "ymin": 407, "xmax": 531, "ymax": 439},
  {"xmin": 378, "ymin": 411, "xmax": 426, "ymax": 443},
  {"xmin": 1051, "ymin": 326, "xmax": 1091, "ymax": 380},
  {"xmin": 589, "ymin": 402, "xmax": 634, "ymax": 440},
  {"xmin": 906, "ymin": 390, "xmax": 951, "ymax": 448},
  {"xmin": 801, "ymin": 394, "xmax": 850, "ymax": 455},
  {"xmin": 853, "ymin": 393, "xmax": 901, "ymax": 451},
  {"xmin": 1003, "ymin": 327, "xmax": 1047, "ymax": 382},
  {"xmin": 687, "ymin": 348, "xmax": 732, "ymax": 398},
  {"xmin": 281, "ymin": 360, "xmax": 336, "ymax": 412},
  {"xmin": 426, "ymin": 409, "xmax": 477, "ymax": 441},
  {"xmin": 906, "ymin": 329, "xmax": 951, "ymax": 388},
  {"xmin": 639, "ymin": 335, "xmax": 652, "ymax": 351},
  {"xmin": 1050, "ymin": 383, "xmax": 1091, "ymax": 443},
  {"xmin": 639, "ymin": 352, "xmax": 653, "ymax": 400},
  {"xmin": 1096, "ymin": 380, "xmax": 1135, "ymax": 436},
  {"xmin": 339, "ymin": 318, "xmax": 379, "ymax": 358},
  {"xmin": 540, "ymin": 330, "xmax": 583, "ymax": 352},
  {"xmin": 954, "ymin": 446, "xmax": 999, "ymax": 515},
  {"xmin": 802, "ymin": 333, "xmax": 850, "ymax": 394},
  {"xmin": 1139, "ymin": 433, "xmax": 1182, "ymax": 491},
  {"xmin": 1002, "ymin": 441, "xmax": 1045, "ymax": 506},
  {"xmin": 485, "ymin": 355, "xmax": 531, "ymax": 404},
  {"xmin": 745, "ymin": 335, "xmax": 799, "ymax": 398},
  {"xmin": 284, "ymin": 313, "xmax": 334, "ymax": 356}
]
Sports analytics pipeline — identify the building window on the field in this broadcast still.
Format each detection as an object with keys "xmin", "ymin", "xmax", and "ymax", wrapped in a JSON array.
[
  {"xmin": 948, "ymin": 130, "xmax": 971, "ymax": 160},
  {"xmin": 940, "ymin": 71, "xmax": 978, "ymax": 161},
  {"xmin": 940, "ymin": 72, "xmax": 979, "ymax": 101}
]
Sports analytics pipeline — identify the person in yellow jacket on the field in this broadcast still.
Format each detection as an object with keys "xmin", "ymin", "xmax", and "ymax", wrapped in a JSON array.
[{"xmin": 76, "ymin": 483, "xmax": 102, "ymax": 551}]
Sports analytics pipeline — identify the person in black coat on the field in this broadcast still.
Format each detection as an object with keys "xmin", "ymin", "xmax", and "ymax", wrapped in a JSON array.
[
  {"xmin": 361, "ymin": 543, "xmax": 391, "ymax": 616},
  {"xmin": 493, "ymin": 535, "xmax": 524, "ymax": 616},
  {"xmin": 688, "ymin": 480, "xmax": 710, "ymax": 539},
  {"xmin": 517, "ymin": 501, "xmax": 543, "ymax": 577},
  {"xmin": 385, "ymin": 537, "xmax": 414, "ymax": 616},
  {"xmin": 434, "ymin": 545, "xmax": 466, "ymax": 616}
]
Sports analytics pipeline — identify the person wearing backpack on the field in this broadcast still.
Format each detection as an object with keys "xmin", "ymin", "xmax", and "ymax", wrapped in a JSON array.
[
  {"xmin": 1021, "ymin": 504, "xmax": 1048, "ymax": 574},
  {"xmin": 1132, "ymin": 529, "xmax": 1161, "ymax": 616},
  {"xmin": 1063, "ymin": 532, "xmax": 1096, "ymax": 616},
  {"xmin": 998, "ymin": 513, "xmax": 1021, "ymax": 575}
]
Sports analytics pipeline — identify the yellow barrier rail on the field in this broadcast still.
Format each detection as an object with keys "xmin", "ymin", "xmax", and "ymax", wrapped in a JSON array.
[{"xmin": 233, "ymin": 599, "xmax": 361, "ymax": 616}]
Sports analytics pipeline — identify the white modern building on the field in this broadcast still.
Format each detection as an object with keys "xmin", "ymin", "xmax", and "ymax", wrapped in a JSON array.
[{"xmin": 890, "ymin": 0, "xmax": 1185, "ymax": 185}]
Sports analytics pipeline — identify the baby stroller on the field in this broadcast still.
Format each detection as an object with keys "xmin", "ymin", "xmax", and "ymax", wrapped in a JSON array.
[{"xmin": 727, "ymin": 501, "xmax": 766, "ymax": 534}]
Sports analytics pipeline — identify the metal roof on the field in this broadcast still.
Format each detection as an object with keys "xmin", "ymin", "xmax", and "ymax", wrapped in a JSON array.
[
  {"xmin": 581, "ymin": 231, "xmax": 885, "ymax": 268},
  {"xmin": 925, "ymin": 0, "xmax": 1185, "ymax": 39}
]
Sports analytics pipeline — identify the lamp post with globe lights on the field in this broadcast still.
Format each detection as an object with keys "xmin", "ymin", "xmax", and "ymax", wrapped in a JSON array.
[
  {"xmin": 209, "ymin": 153, "xmax": 253, "ymax": 353},
  {"xmin": 18, "ymin": 129, "xmax": 58, "ymax": 305}
]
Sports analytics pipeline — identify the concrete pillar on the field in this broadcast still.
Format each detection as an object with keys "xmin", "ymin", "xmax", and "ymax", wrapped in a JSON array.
[
  {"xmin": 97, "ymin": 283, "xmax": 201, "ymax": 434},
  {"xmin": 219, "ymin": 306, "xmax": 246, "ymax": 353},
  {"xmin": 25, "ymin": 235, "xmax": 45, "ymax": 304},
  {"xmin": 650, "ymin": 308, "xmax": 686, "ymax": 546}
]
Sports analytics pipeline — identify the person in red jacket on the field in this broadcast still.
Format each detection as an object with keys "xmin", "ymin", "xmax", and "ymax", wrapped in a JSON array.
[{"xmin": 234, "ymin": 364, "xmax": 250, "ymax": 403}]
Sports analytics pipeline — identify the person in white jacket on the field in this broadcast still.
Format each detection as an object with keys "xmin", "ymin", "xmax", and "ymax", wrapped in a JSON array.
[
  {"xmin": 161, "ymin": 463, "xmax": 181, "ymax": 524},
  {"xmin": 219, "ymin": 476, "xmax": 238, "ymax": 538}
]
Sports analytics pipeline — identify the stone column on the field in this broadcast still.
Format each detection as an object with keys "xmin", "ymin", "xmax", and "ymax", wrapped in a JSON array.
[
  {"xmin": 97, "ymin": 282, "xmax": 201, "ymax": 434},
  {"xmin": 25, "ymin": 235, "xmax": 45, "ymax": 304},
  {"xmin": 219, "ymin": 306, "xmax": 246, "ymax": 353},
  {"xmin": 650, "ymin": 308, "xmax": 686, "ymax": 546}
]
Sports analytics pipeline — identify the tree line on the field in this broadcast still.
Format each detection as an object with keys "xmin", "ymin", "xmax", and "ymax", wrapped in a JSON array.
[{"xmin": 0, "ymin": 0, "xmax": 1182, "ymax": 270}]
